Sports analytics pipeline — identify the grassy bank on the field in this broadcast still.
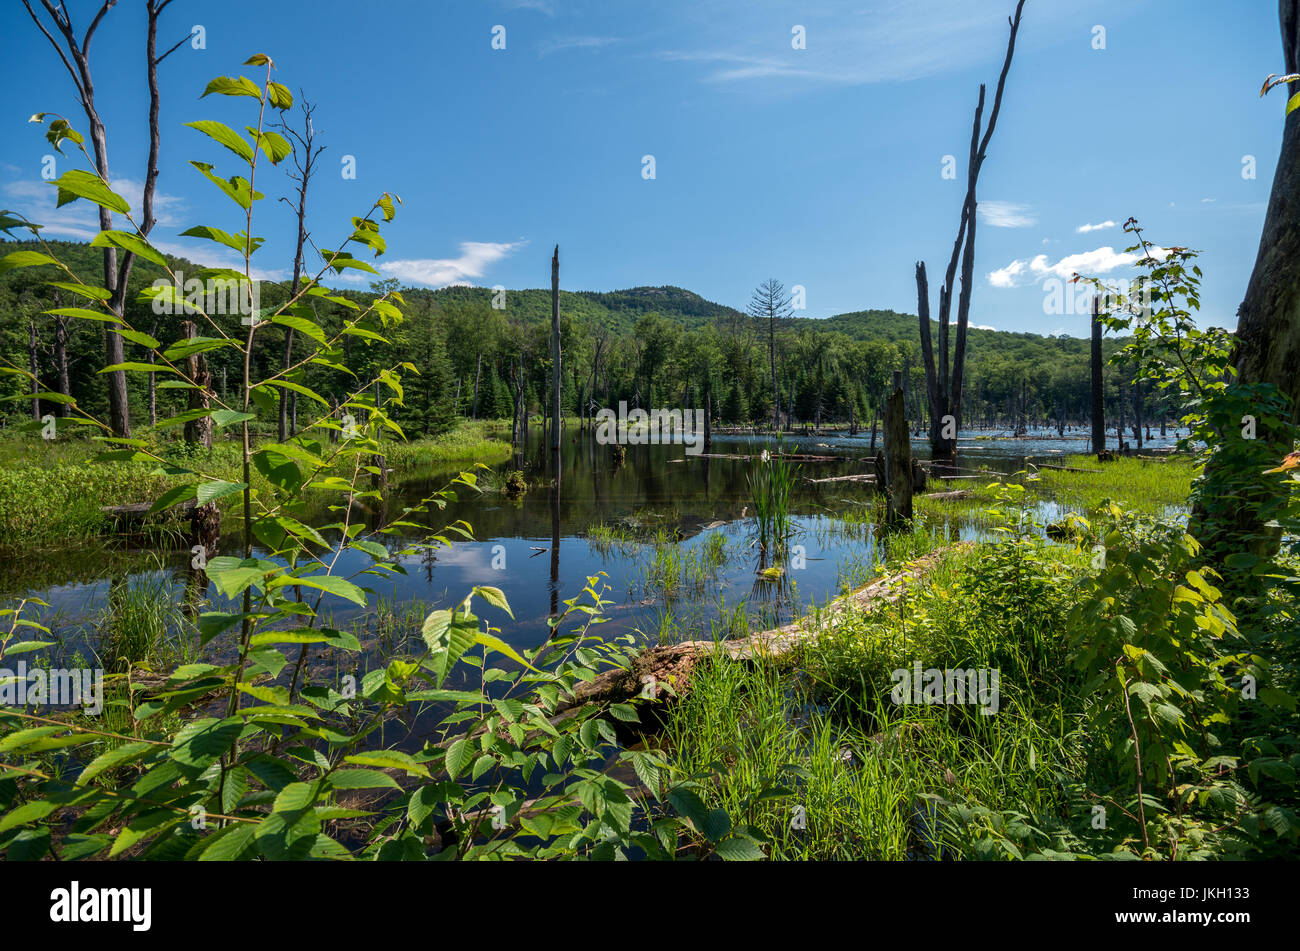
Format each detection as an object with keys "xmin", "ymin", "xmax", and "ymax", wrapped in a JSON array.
[
  {"xmin": 657, "ymin": 476, "xmax": 1299, "ymax": 860},
  {"xmin": 0, "ymin": 419, "xmax": 513, "ymax": 546}
]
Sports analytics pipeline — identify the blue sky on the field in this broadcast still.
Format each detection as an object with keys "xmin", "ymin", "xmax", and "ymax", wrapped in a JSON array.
[{"xmin": 0, "ymin": 0, "xmax": 1285, "ymax": 336}]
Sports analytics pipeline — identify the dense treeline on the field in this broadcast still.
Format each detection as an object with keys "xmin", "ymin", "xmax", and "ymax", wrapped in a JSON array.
[{"xmin": 0, "ymin": 238, "xmax": 1178, "ymax": 442}]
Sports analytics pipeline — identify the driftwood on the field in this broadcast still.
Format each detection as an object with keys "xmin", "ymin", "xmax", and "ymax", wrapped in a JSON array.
[
  {"xmin": 923, "ymin": 489, "xmax": 973, "ymax": 501},
  {"xmin": 554, "ymin": 544, "xmax": 968, "ymax": 717},
  {"xmin": 101, "ymin": 500, "xmax": 197, "ymax": 519},
  {"xmin": 1030, "ymin": 463, "xmax": 1100, "ymax": 474},
  {"xmin": 807, "ymin": 473, "xmax": 876, "ymax": 485},
  {"xmin": 694, "ymin": 452, "xmax": 838, "ymax": 462}
]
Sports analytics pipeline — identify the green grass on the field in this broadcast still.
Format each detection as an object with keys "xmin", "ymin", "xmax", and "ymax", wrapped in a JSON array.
[
  {"xmin": 95, "ymin": 566, "xmax": 201, "ymax": 672},
  {"xmin": 659, "ymin": 532, "xmax": 1096, "ymax": 859},
  {"xmin": 0, "ymin": 419, "xmax": 512, "ymax": 546},
  {"xmin": 1029, "ymin": 453, "xmax": 1194, "ymax": 517}
]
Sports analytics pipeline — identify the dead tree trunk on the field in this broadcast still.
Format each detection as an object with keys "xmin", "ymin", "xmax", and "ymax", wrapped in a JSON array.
[
  {"xmin": 883, "ymin": 371, "xmax": 913, "ymax": 525},
  {"xmin": 1194, "ymin": 0, "xmax": 1300, "ymax": 561},
  {"xmin": 180, "ymin": 320, "xmax": 213, "ymax": 449},
  {"xmin": 279, "ymin": 98, "xmax": 323, "ymax": 442},
  {"xmin": 27, "ymin": 315, "xmax": 40, "ymax": 422},
  {"xmin": 551, "ymin": 245, "xmax": 561, "ymax": 464},
  {"xmin": 916, "ymin": 0, "xmax": 1026, "ymax": 460},
  {"xmin": 1090, "ymin": 293, "xmax": 1106, "ymax": 456}
]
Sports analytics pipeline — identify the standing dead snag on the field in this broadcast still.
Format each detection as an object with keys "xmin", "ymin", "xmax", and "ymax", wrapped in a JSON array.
[
  {"xmin": 1090, "ymin": 293, "xmax": 1106, "ymax": 455},
  {"xmin": 278, "ymin": 96, "xmax": 325, "ymax": 442},
  {"xmin": 883, "ymin": 370, "xmax": 913, "ymax": 525},
  {"xmin": 916, "ymin": 0, "xmax": 1027, "ymax": 460},
  {"xmin": 551, "ymin": 245, "xmax": 562, "ymax": 463},
  {"xmin": 24, "ymin": 0, "xmax": 188, "ymax": 437}
]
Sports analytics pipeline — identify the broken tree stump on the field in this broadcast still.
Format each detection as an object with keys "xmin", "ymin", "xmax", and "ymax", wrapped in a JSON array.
[{"xmin": 883, "ymin": 371, "xmax": 913, "ymax": 524}]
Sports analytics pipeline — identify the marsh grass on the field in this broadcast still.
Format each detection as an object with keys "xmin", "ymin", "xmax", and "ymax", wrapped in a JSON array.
[
  {"xmin": 96, "ymin": 567, "xmax": 200, "ymax": 671},
  {"xmin": 1030, "ymin": 453, "xmax": 1193, "ymax": 517},
  {"xmin": 748, "ymin": 446, "xmax": 799, "ymax": 558},
  {"xmin": 643, "ymin": 529, "xmax": 730, "ymax": 597}
]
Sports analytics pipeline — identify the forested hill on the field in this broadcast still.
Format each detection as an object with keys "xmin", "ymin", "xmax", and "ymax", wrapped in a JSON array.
[
  {"xmin": 1, "ymin": 236, "xmax": 1090, "ymax": 352},
  {"xmin": 2, "ymin": 237, "xmax": 1135, "ymax": 435}
]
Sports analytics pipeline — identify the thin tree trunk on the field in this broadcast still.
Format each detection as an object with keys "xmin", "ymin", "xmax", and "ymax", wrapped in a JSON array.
[
  {"xmin": 1090, "ymin": 294, "xmax": 1106, "ymax": 455},
  {"xmin": 551, "ymin": 245, "xmax": 561, "ymax": 461}
]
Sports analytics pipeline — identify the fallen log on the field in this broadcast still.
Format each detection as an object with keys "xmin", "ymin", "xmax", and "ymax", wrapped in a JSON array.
[
  {"xmin": 922, "ymin": 489, "xmax": 973, "ymax": 501},
  {"xmin": 554, "ymin": 544, "xmax": 969, "ymax": 716},
  {"xmin": 807, "ymin": 473, "xmax": 876, "ymax": 485},
  {"xmin": 1029, "ymin": 463, "xmax": 1101, "ymax": 474}
]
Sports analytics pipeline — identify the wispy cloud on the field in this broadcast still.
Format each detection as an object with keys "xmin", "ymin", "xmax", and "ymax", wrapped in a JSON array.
[
  {"xmin": 538, "ymin": 35, "xmax": 619, "ymax": 56},
  {"xmin": 978, "ymin": 201, "xmax": 1035, "ymax": 228},
  {"xmin": 659, "ymin": 0, "xmax": 1057, "ymax": 87},
  {"xmin": 988, "ymin": 245, "xmax": 1170, "ymax": 289},
  {"xmin": 1076, "ymin": 220, "xmax": 1115, "ymax": 233},
  {"xmin": 502, "ymin": 0, "xmax": 556, "ymax": 14},
  {"xmin": 3, "ymin": 175, "xmax": 186, "ymax": 240},
  {"xmin": 379, "ymin": 241, "xmax": 525, "ymax": 288}
]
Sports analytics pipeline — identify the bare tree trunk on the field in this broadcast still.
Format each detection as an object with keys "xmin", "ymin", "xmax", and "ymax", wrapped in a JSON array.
[
  {"xmin": 28, "ymin": 316, "xmax": 41, "ymax": 422},
  {"xmin": 1090, "ymin": 294, "xmax": 1106, "ymax": 455},
  {"xmin": 472, "ymin": 353, "xmax": 482, "ymax": 420},
  {"xmin": 1194, "ymin": 0, "xmax": 1300, "ymax": 562},
  {"xmin": 551, "ymin": 245, "xmax": 561, "ymax": 462},
  {"xmin": 280, "ymin": 98, "xmax": 323, "ymax": 442},
  {"xmin": 53, "ymin": 314, "xmax": 70, "ymax": 417},
  {"xmin": 916, "ymin": 0, "xmax": 1025, "ymax": 459},
  {"xmin": 180, "ymin": 320, "xmax": 213, "ymax": 449},
  {"xmin": 883, "ymin": 372, "xmax": 912, "ymax": 525}
]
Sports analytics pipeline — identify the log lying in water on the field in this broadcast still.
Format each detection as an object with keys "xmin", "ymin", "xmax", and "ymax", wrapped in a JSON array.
[
  {"xmin": 1028, "ymin": 463, "xmax": 1101, "ymax": 474},
  {"xmin": 553, "ymin": 544, "xmax": 968, "ymax": 716},
  {"xmin": 923, "ymin": 489, "xmax": 973, "ymax": 501},
  {"xmin": 100, "ymin": 500, "xmax": 197, "ymax": 520},
  {"xmin": 806, "ymin": 473, "xmax": 876, "ymax": 485}
]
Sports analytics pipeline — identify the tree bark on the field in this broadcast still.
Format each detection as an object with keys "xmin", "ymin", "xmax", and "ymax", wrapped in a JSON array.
[
  {"xmin": 1090, "ymin": 293, "xmax": 1106, "ymax": 455},
  {"xmin": 551, "ymin": 245, "xmax": 561, "ymax": 462},
  {"xmin": 915, "ymin": 0, "xmax": 1025, "ymax": 460},
  {"xmin": 180, "ymin": 320, "xmax": 213, "ymax": 449},
  {"xmin": 883, "ymin": 371, "xmax": 913, "ymax": 525}
]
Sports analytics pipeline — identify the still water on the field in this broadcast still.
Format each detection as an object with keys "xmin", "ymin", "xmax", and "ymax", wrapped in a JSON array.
[{"xmin": 6, "ymin": 427, "xmax": 1181, "ymax": 667}]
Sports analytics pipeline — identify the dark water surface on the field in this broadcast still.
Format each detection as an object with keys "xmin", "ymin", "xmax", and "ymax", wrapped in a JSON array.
[{"xmin": 7, "ymin": 427, "xmax": 1182, "ymax": 669}]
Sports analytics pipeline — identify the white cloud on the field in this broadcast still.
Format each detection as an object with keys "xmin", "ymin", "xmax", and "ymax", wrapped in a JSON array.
[
  {"xmin": 2, "ymin": 175, "xmax": 186, "ymax": 240},
  {"xmin": 1075, "ymin": 220, "xmax": 1115, "ymax": 233},
  {"xmin": 978, "ymin": 201, "xmax": 1035, "ymax": 228},
  {"xmin": 503, "ymin": 0, "xmax": 555, "ymax": 14},
  {"xmin": 660, "ymin": 0, "xmax": 1066, "ymax": 87},
  {"xmin": 539, "ymin": 35, "xmax": 619, "ymax": 56},
  {"xmin": 988, "ymin": 245, "xmax": 1170, "ymax": 289},
  {"xmin": 379, "ymin": 241, "xmax": 524, "ymax": 288}
]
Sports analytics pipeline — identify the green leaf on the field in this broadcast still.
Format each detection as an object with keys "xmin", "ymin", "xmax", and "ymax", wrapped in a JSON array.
[
  {"xmin": 344, "ymin": 750, "xmax": 429, "ymax": 778},
  {"xmin": 473, "ymin": 585, "xmax": 513, "ymax": 618},
  {"xmin": 90, "ymin": 229, "xmax": 166, "ymax": 267},
  {"xmin": 328, "ymin": 769, "xmax": 401, "ymax": 791},
  {"xmin": 185, "ymin": 120, "xmax": 255, "ymax": 162},
  {"xmin": 196, "ymin": 480, "xmax": 247, "ymax": 505},
  {"xmin": 178, "ymin": 224, "xmax": 250, "ymax": 254},
  {"xmin": 51, "ymin": 169, "xmax": 129, "ymax": 214},
  {"xmin": 77, "ymin": 740, "xmax": 158, "ymax": 786},
  {"xmin": 201, "ymin": 75, "xmax": 264, "ymax": 101},
  {"xmin": 445, "ymin": 738, "xmax": 473, "ymax": 779},
  {"xmin": 0, "ymin": 250, "xmax": 58, "ymax": 273},
  {"xmin": 714, "ymin": 835, "xmax": 765, "ymax": 861},
  {"xmin": 100, "ymin": 362, "xmax": 177, "ymax": 374},
  {"xmin": 274, "ymin": 573, "xmax": 366, "ymax": 606}
]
